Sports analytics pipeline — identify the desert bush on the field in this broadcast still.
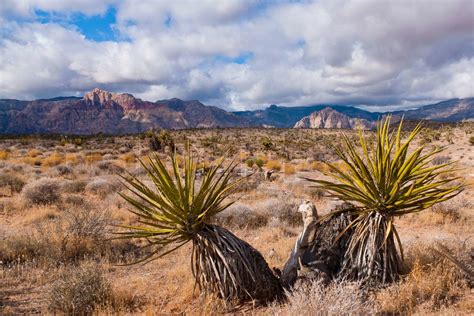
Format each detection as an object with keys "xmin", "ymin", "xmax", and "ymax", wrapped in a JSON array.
[
  {"xmin": 63, "ymin": 207, "xmax": 110, "ymax": 239},
  {"xmin": 0, "ymin": 150, "xmax": 8, "ymax": 160},
  {"xmin": 47, "ymin": 264, "xmax": 112, "ymax": 314},
  {"xmin": 64, "ymin": 153, "xmax": 80, "ymax": 165},
  {"xmin": 270, "ymin": 280, "xmax": 374, "ymax": 315},
  {"xmin": 63, "ymin": 194, "xmax": 87, "ymax": 206},
  {"xmin": 120, "ymin": 153, "xmax": 135, "ymax": 163},
  {"xmin": 245, "ymin": 158, "xmax": 255, "ymax": 168},
  {"xmin": 469, "ymin": 136, "xmax": 474, "ymax": 145},
  {"xmin": 85, "ymin": 177, "xmax": 120, "ymax": 197},
  {"xmin": 261, "ymin": 137, "xmax": 275, "ymax": 151},
  {"xmin": 27, "ymin": 149, "xmax": 41, "ymax": 157},
  {"xmin": 0, "ymin": 172, "xmax": 25, "ymax": 192},
  {"xmin": 85, "ymin": 153, "xmax": 102, "ymax": 164},
  {"xmin": 259, "ymin": 198, "xmax": 301, "ymax": 226},
  {"xmin": 266, "ymin": 160, "xmax": 282, "ymax": 171},
  {"xmin": 214, "ymin": 204, "xmax": 268, "ymax": 229},
  {"xmin": 284, "ymin": 164, "xmax": 296, "ymax": 175},
  {"xmin": 255, "ymin": 158, "xmax": 264, "ymax": 168},
  {"xmin": 97, "ymin": 160, "xmax": 125, "ymax": 173},
  {"xmin": 61, "ymin": 179, "xmax": 88, "ymax": 193},
  {"xmin": 53, "ymin": 164, "xmax": 73, "ymax": 176},
  {"xmin": 21, "ymin": 178, "xmax": 60, "ymax": 205},
  {"xmin": 42, "ymin": 152, "xmax": 63, "ymax": 167}
]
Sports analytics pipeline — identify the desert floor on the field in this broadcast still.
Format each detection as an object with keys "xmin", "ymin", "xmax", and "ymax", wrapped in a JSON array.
[{"xmin": 1, "ymin": 124, "xmax": 473, "ymax": 314}]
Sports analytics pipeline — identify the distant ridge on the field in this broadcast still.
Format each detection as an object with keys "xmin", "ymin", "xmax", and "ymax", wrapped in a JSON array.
[{"xmin": 0, "ymin": 88, "xmax": 472, "ymax": 134}]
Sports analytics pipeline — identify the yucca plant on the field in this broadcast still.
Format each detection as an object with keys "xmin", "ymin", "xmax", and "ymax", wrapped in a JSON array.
[
  {"xmin": 307, "ymin": 116, "xmax": 463, "ymax": 284},
  {"xmin": 115, "ymin": 150, "xmax": 283, "ymax": 303}
]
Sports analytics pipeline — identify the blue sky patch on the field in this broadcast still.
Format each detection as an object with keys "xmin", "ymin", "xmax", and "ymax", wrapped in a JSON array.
[
  {"xmin": 35, "ymin": 7, "xmax": 119, "ymax": 42},
  {"xmin": 214, "ymin": 52, "xmax": 254, "ymax": 65}
]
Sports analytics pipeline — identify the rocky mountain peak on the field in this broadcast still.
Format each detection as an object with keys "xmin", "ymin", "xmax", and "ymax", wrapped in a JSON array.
[
  {"xmin": 294, "ymin": 107, "xmax": 374, "ymax": 130},
  {"xmin": 83, "ymin": 88, "xmax": 138, "ymax": 110},
  {"xmin": 83, "ymin": 88, "xmax": 113, "ymax": 104}
]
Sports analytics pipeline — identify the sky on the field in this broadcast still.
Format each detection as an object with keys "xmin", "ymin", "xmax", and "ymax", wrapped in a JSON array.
[{"xmin": 0, "ymin": 0, "xmax": 473, "ymax": 111}]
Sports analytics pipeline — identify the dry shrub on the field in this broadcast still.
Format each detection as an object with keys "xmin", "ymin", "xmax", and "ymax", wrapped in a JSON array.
[
  {"xmin": 27, "ymin": 149, "xmax": 41, "ymax": 157},
  {"xmin": 214, "ymin": 203, "xmax": 268, "ymax": 229},
  {"xmin": 258, "ymin": 198, "xmax": 301, "ymax": 226},
  {"xmin": 85, "ymin": 153, "xmax": 102, "ymax": 164},
  {"xmin": 21, "ymin": 178, "xmax": 60, "ymax": 205},
  {"xmin": 85, "ymin": 177, "xmax": 120, "ymax": 197},
  {"xmin": 61, "ymin": 179, "xmax": 88, "ymax": 193},
  {"xmin": 53, "ymin": 164, "xmax": 73, "ymax": 176},
  {"xmin": 97, "ymin": 160, "xmax": 125, "ymax": 173},
  {"xmin": 47, "ymin": 263, "xmax": 111, "ymax": 314},
  {"xmin": 295, "ymin": 161, "xmax": 311, "ymax": 171},
  {"xmin": 266, "ymin": 160, "xmax": 282, "ymax": 171},
  {"xmin": 0, "ymin": 172, "xmax": 25, "ymax": 193},
  {"xmin": 376, "ymin": 244, "xmax": 471, "ymax": 314},
  {"xmin": 120, "ymin": 153, "xmax": 136, "ymax": 163},
  {"xmin": 0, "ymin": 207, "xmax": 131, "ymax": 265},
  {"xmin": 270, "ymin": 280, "xmax": 375, "ymax": 315},
  {"xmin": 42, "ymin": 152, "xmax": 63, "ymax": 167},
  {"xmin": 284, "ymin": 164, "xmax": 296, "ymax": 175},
  {"xmin": 63, "ymin": 207, "xmax": 110, "ymax": 240},
  {"xmin": 310, "ymin": 161, "xmax": 329, "ymax": 172},
  {"xmin": 64, "ymin": 153, "xmax": 80, "ymax": 165},
  {"xmin": 0, "ymin": 150, "xmax": 9, "ymax": 160},
  {"xmin": 108, "ymin": 285, "xmax": 149, "ymax": 313},
  {"xmin": 63, "ymin": 194, "xmax": 87, "ymax": 206},
  {"xmin": 21, "ymin": 156, "xmax": 42, "ymax": 166}
]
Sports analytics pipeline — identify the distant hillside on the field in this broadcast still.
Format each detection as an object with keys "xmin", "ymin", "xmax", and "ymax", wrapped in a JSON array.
[
  {"xmin": 233, "ymin": 104, "xmax": 380, "ymax": 128},
  {"xmin": 0, "ymin": 88, "xmax": 250, "ymax": 134},
  {"xmin": 393, "ymin": 98, "xmax": 474, "ymax": 122},
  {"xmin": 0, "ymin": 88, "xmax": 472, "ymax": 134}
]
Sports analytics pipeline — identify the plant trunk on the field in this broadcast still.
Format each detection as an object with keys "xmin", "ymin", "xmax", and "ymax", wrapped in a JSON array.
[
  {"xmin": 339, "ymin": 212, "xmax": 402, "ymax": 285},
  {"xmin": 192, "ymin": 224, "xmax": 283, "ymax": 303}
]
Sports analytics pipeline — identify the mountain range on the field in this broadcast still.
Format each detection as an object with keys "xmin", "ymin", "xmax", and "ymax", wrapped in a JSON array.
[{"xmin": 0, "ymin": 88, "xmax": 472, "ymax": 134}]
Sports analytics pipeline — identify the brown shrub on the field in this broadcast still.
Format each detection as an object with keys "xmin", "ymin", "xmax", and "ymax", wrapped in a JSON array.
[
  {"xmin": 214, "ymin": 203, "xmax": 268, "ymax": 229},
  {"xmin": 21, "ymin": 178, "xmax": 61, "ymax": 205},
  {"xmin": 85, "ymin": 177, "xmax": 120, "ymax": 197},
  {"xmin": 0, "ymin": 172, "xmax": 25, "ymax": 193},
  {"xmin": 266, "ymin": 160, "xmax": 282, "ymax": 171},
  {"xmin": 47, "ymin": 263, "xmax": 112, "ymax": 314}
]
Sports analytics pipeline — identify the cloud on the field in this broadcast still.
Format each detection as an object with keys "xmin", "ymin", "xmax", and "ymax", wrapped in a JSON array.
[{"xmin": 0, "ymin": 0, "xmax": 473, "ymax": 110}]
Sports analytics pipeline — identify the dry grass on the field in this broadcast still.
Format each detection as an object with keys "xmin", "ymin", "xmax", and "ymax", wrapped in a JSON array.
[{"xmin": 376, "ymin": 244, "xmax": 472, "ymax": 314}]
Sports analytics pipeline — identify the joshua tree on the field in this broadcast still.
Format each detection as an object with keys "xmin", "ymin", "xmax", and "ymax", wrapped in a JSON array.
[
  {"xmin": 116, "ymin": 150, "xmax": 283, "ymax": 303},
  {"xmin": 307, "ymin": 116, "xmax": 463, "ymax": 284}
]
